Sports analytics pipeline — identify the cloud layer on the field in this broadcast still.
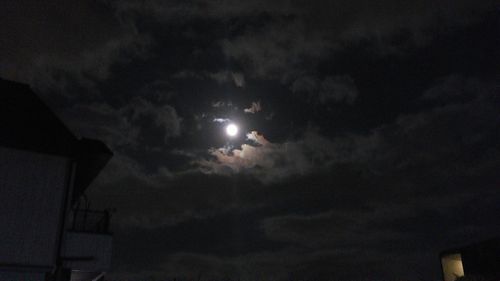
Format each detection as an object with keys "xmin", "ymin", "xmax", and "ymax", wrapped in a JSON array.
[{"xmin": 2, "ymin": 1, "xmax": 498, "ymax": 280}]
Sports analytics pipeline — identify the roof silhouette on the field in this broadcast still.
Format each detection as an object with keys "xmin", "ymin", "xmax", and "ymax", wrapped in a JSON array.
[
  {"xmin": 0, "ymin": 77, "xmax": 112, "ymax": 200},
  {"xmin": 0, "ymin": 78, "xmax": 77, "ymax": 156}
]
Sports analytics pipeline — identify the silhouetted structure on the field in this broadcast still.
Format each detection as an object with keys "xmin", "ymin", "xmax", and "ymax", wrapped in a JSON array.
[
  {"xmin": 0, "ymin": 78, "xmax": 113, "ymax": 281},
  {"xmin": 440, "ymin": 237, "xmax": 500, "ymax": 281}
]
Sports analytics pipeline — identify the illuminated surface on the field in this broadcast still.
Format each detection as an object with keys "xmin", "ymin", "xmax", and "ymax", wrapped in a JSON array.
[
  {"xmin": 441, "ymin": 253, "xmax": 464, "ymax": 281},
  {"xmin": 226, "ymin": 124, "xmax": 238, "ymax": 137}
]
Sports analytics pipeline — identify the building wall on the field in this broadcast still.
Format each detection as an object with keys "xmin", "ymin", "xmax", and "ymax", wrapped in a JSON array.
[
  {"xmin": 62, "ymin": 232, "xmax": 113, "ymax": 272},
  {"xmin": 0, "ymin": 271, "xmax": 46, "ymax": 281},
  {"xmin": 0, "ymin": 146, "xmax": 71, "ymax": 269}
]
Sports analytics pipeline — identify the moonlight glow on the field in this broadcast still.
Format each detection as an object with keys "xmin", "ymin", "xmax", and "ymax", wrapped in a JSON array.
[{"xmin": 226, "ymin": 124, "xmax": 239, "ymax": 137}]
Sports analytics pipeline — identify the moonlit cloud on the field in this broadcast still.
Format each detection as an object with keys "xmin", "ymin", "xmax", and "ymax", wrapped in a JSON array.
[
  {"xmin": 212, "ymin": 101, "xmax": 225, "ymax": 108},
  {"xmin": 246, "ymin": 131, "xmax": 269, "ymax": 146},
  {"xmin": 231, "ymin": 72, "xmax": 246, "ymax": 87},
  {"xmin": 244, "ymin": 101, "xmax": 262, "ymax": 114},
  {"xmin": 197, "ymin": 130, "xmax": 347, "ymax": 183},
  {"xmin": 211, "ymin": 101, "xmax": 234, "ymax": 108},
  {"xmin": 213, "ymin": 118, "xmax": 231, "ymax": 123},
  {"xmin": 209, "ymin": 71, "xmax": 245, "ymax": 87}
]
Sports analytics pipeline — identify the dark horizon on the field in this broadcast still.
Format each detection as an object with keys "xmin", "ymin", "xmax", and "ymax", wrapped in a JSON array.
[{"xmin": 1, "ymin": 1, "xmax": 499, "ymax": 280}]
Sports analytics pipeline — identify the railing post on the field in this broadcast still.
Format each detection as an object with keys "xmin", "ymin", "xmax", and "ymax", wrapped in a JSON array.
[{"xmin": 83, "ymin": 209, "xmax": 88, "ymax": 232}]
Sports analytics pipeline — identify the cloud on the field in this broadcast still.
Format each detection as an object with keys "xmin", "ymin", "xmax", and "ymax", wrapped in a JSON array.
[
  {"xmin": 246, "ymin": 131, "xmax": 271, "ymax": 146},
  {"xmin": 212, "ymin": 101, "xmax": 234, "ymax": 108},
  {"xmin": 206, "ymin": 71, "xmax": 231, "ymax": 84},
  {"xmin": 87, "ymin": 152, "xmax": 266, "ymax": 230},
  {"xmin": 244, "ymin": 101, "xmax": 262, "ymax": 114},
  {"xmin": 212, "ymin": 101, "xmax": 225, "ymax": 108},
  {"xmin": 174, "ymin": 70, "xmax": 246, "ymax": 87},
  {"xmin": 221, "ymin": 19, "xmax": 332, "ymax": 80},
  {"xmin": 95, "ymin": 75, "xmax": 498, "ymax": 281},
  {"xmin": 112, "ymin": 0, "xmax": 295, "ymax": 21},
  {"xmin": 261, "ymin": 203, "xmax": 443, "ymax": 249},
  {"xmin": 53, "ymin": 0, "xmax": 496, "ymax": 92},
  {"xmin": 207, "ymin": 71, "xmax": 246, "ymax": 87},
  {"xmin": 114, "ymin": 0, "xmax": 495, "ymax": 37},
  {"xmin": 250, "ymin": 76, "xmax": 499, "ymax": 278},
  {"xmin": 130, "ymin": 97, "xmax": 182, "ymax": 143},
  {"xmin": 0, "ymin": 0, "xmax": 149, "ymax": 91},
  {"xmin": 231, "ymin": 72, "xmax": 246, "ymax": 87},
  {"xmin": 108, "ymin": 250, "xmax": 293, "ymax": 281},
  {"xmin": 2, "ymin": 1, "xmax": 496, "ymax": 279},
  {"xmin": 319, "ymin": 76, "xmax": 358, "ymax": 104},
  {"xmin": 172, "ymin": 70, "xmax": 205, "ymax": 80},
  {"xmin": 62, "ymin": 102, "xmax": 139, "ymax": 147},
  {"xmin": 198, "ymin": 75, "xmax": 498, "ymax": 186},
  {"xmin": 63, "ymin": 97, "xmax": 181, "ymax": 149},
  {"xmin": 181, "ymin": 0, "xmax": 497, "ymax": 80},
  {"xmin": 213, "ymin": 118, "xmax": 231, "ymax": 123},
  {"xmin": 197, "ymin": 130, "xmax": 349, "ymax": 183},
  {"xmin": 291, "ymin": 75, "xmax": 359, "ymax": 104},
  {"xmin": 422, "ymin": 74, "xmax": 489, "ymax": 101}
]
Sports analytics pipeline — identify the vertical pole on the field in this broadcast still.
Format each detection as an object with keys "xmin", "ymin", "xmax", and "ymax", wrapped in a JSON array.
[{"xmin": 50, "ymin": 160, "xmax": 77, "ymax": 281}]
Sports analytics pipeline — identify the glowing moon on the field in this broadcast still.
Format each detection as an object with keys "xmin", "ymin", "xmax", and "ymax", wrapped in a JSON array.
[{"xmin": 226, "ymin": 124, "xmax": 238, "ymax": 137}]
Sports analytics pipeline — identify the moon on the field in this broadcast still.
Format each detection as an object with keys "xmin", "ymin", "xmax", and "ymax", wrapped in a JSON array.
[{"xmin": 226, "ymin": 123, "xmax": 239, "ymax": 137}]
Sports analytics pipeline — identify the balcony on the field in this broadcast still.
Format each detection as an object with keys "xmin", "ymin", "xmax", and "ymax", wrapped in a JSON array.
[{"xmin": 62, "ymin": 209, "xmax": 113, "ymax": 273}]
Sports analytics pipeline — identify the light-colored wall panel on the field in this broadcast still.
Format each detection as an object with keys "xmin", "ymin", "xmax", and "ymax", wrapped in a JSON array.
[
  {"xmin": 62, "ymin": 232, "xmax": 113, "ymax": 272},
  {"xmin": 0, "ymin": 147, "xmax": 71, "ymax": 268}
]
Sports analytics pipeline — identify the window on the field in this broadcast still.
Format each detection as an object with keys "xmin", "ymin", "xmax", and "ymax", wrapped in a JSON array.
[{"xmin": 441, "ymin": 253, "xmax": 465, "ymax": 281}]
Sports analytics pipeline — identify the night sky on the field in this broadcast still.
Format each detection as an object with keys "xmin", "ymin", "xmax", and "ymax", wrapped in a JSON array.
[{"xmin": 1, "ymin": 1, "xmax": 499, "ymax": 280}]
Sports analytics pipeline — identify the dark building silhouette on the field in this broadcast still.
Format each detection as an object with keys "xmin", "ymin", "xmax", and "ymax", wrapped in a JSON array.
[
  {"xmin": 0, "ymin": 78, "xmax": 113, "ymax": 281},
  {"xmin": 440, "ymin": 237, "xmax": 500, "ymax": 281}
]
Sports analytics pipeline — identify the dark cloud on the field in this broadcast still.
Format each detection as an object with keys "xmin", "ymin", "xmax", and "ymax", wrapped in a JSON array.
[
  {"xmin": 88, "ymin": 155, "xmax": 242, "ymax": 228},
  {"xmin": 92, "ymin": 73, "xmax": 498, "ymax": 279},
  {"xmin": 2, "ymin": 1, "xmax": 499, "ymax": 280},
  {"xmin": 0, "ymin": 0, "xmax": 149, "ymax": 91},
  {"xmin": 113, "ymin": 0, "xmax": 496, "ymax": 36},
  {"xmin": 111, "ymin": 0, "xmax": 295, "ymax": 21},
  {"xmin": 185, "ymin": 75, "xmax": 497, "ymax": 279},
  {"xmin": 291, "ymin": 75, "xmax": 359, "ymax": 104},
  {"xmin": 63, "ymin": 102, "xmax": 139, "ymax": 147},
  {"xmin": 130, "ymin": 98, "xmax": 182, "ymax": 143},
  {"xmin": 63, "ymin": 97, "xmax": 181, "ymax": 149},
  {"xmin": 174, "ymin": 70, "xmax": 246, "ymax": 88},
  {"xmin": 221, "ymin": 18, "xmax": 332, "ymax": 80},
  {"xmin": 112, "ymin": 0, "xmax": 496, "ymax": 82}
]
